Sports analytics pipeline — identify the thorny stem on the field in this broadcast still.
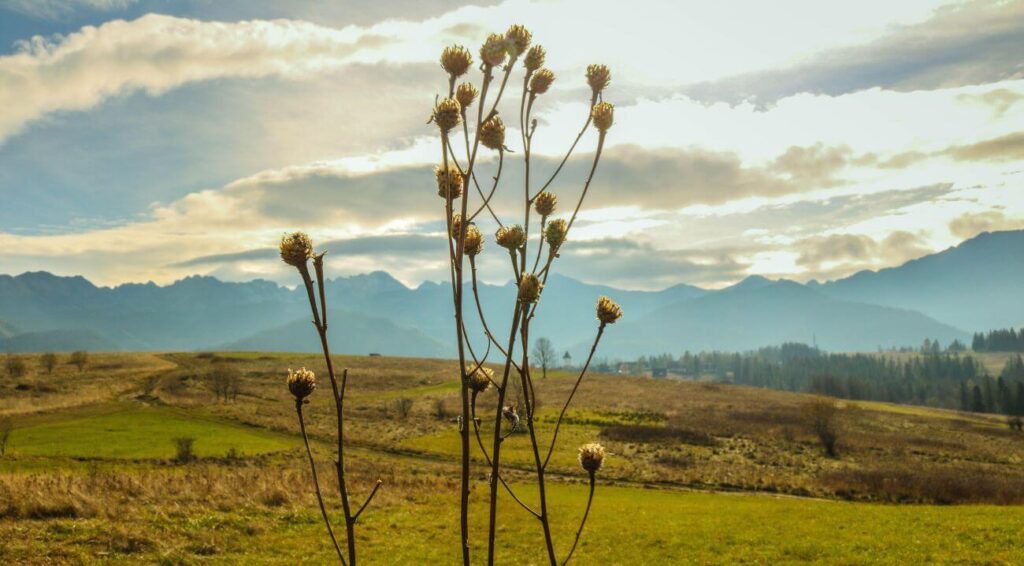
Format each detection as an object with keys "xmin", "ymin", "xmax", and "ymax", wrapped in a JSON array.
[
  {"xmin": 544, "ymin": 325, "xmax": 606, "ymax": 470},
  {"xmin": 535, "ymin": 93, "xmax": 598, "ymax": 197},
  {"xmin": 561, "ymin": 474, "xmax": 596, "ymax": 566},
  {"xmin": 296, "ymin": 403, "xmax": 346, "ymax": 565},
  {"xmin": 353, "ymin": 479, "xmax": 384, "ymax": 522}
]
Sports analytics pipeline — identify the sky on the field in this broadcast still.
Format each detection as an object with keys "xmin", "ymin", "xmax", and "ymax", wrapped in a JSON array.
[{"xmin": 0, "ymin": 0, "xmax": 1022, "ymax": 290}]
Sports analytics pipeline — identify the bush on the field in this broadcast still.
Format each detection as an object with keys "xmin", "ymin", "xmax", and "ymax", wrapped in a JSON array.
[
  {"xmin": 5, "ymin": 355, "xmax": 26, "ymax": 379},
  {"xmin": 600, "ymin": 424, "xmax": 717, "ymax": 446},
  {"xmin": 803, "ymin": 396, "xmax": 841, "ymax": 457},
  {"xmin": 1008, "ymin": 416, "xmax": 1023, "ymax": 432},
  {"xmin": 174, "ymin": 437, "xmax": 196, "ymax": 463},
  {"xmin": 39, "ymin": 352, "xmax": 57, "ymax": 375},
  {"xmin": 432, "ymin": 398, "xmax": 450, "ymax": 420},
  {"xmin": 69, "ymin": 351, "xmax": 89, "ymax": 372},
  {"xmin": 0, "ymin": 418, "xmax": 11, "ymax": 457},
  {"xmin": 393, "ymin": 397, "xmax": 414, "ymax": 419}
]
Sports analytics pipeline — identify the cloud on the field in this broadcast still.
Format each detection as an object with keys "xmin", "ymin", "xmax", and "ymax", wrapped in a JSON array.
[
  {"xmin": 0, "ymin": 14, "xmax": 392, "ymax": 144},
  {"xmin": 684, "ymin": 0, "xmax": 1024, "ymax": 104},
  {"xmin": 945, "ymin": 132, "xmax": 1024, "ymax": 162},
  {"xmin": 4, "ymin": 0, "xmax": 137, "ymax": 20},
  {"xmin": 949, "ymin": 211, "xmax": 1024, "ymax": 239},
  {"xmin": 793, "ymin": 231, "xmax": 932, "ymax": 280}
]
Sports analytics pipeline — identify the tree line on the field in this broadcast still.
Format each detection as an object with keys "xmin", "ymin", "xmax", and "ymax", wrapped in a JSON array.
[
  {"xmin": 607, "ymin": 344, "xmax": 1024, "ymax": 416},
  {"xmin": 972, "ymin": 327, "xmax": 1024, "ymax": 352}
]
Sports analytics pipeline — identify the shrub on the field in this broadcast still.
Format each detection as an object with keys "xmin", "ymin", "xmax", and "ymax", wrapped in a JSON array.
[
  {"xmin": 393, "ymin": 397, "xmax": 414, "ymax": 420},
  {"xmin": 39, "ymin": 352, "xmax": 58, "ymax": 375},
  {"xmin": 803, "ymin": 396, "xmax": 841, "ymax": 457},
  {"xmin": 600, "ymin": 424, "xmax": 717, "ymax": 446},
  {"xmin": 173, "ymin": 437, "xmax": 196, "ymax": 463},
  {"xmin": 433, "ymin": 398, "xmax": 450, "ymax": 420},
  {"xmin": 0, "ymin": 418, "xmax": 11, "ymax": 457},
  {"xmin": 5, "ymin": 355, "xmax": 26, "ymax": 379},
  {"xmin": 68, "ymin": 351, "xmax": 89, "ymax": 372}
]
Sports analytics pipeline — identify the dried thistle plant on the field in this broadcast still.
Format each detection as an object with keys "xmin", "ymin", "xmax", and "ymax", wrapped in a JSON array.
[
  {"xmin": 433, "ymin": 24, "xmax": 621, "ymax": 566},
  {"xmin": 280, "ymin": 233, "xmax": 382, "ymax": 565}
]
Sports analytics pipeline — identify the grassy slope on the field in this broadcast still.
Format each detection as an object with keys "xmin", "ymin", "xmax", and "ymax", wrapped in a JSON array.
[{"xmin": 3, "ymin": 352, "xmax": 1024, "ymax": 564}]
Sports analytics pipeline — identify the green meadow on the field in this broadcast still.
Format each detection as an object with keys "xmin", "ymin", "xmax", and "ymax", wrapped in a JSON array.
[{"xmin": 2, "ymin": 352, "xmax": 1024, "ymax": 564}]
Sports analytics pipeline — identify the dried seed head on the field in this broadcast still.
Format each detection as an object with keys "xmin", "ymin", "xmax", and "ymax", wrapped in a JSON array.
[
  {"xmin": 596, "ymin": 296, "xmax": 623, "ymax": 325},
  {"xmin": 463, "ymin": 225, "xmax": 484, "ymax": 256},
  {"xmin": 518, "ymin": 273, "xmax": 543, "ymax": 303},
  {"xmin": 496, "ymin": 224, "xmax": 526, "ymax": 250},
  {"xmin": 440, "ymin": 45, "xmax": 473, "ymax": 77},
  {"xmin": 586, "ymin": 64, "xmax": 611, "ymax": 94},
  {"xmin": 479, "ymin": 116, "xmax": 506, "ymax": 151},
  {"xmin": 533, "ymin": 191, "xmax": 557, "ymax": 217},
  {"xmin": 524, "ymin": 45, "xmax": 545, "ymax": 72},
  {"xmin": 287, "ymin": 367, "xmax": 316, "ymax": 401},
  {"xmin": 530, "ymin": 68, "xmax": 555, "ymax": 95},
  {"xmin": 480, "ymin": 33, "xmax": 509, "ymax": 67},
  {"xmin": 591, "ymin": 102, "xmax": 614, "ymax": 132},
  {"xmin": 450, "ymin": 213, "xmax": 463, "ymax": 238},
  {"xmin": 544, "ymin": 219, "xmax": 567, "ymax": 250},
  {"xmin": 455, "ymin": 82, "xmax": 478, "ymax": 110},
  {"xmin": 467, "ymin": 365, "xmax": 494, "ymax": 393},
  {"xmin": 433, "ymin": 97, "xmax": 462, "ymax": 132},
  {"xmin": 280, "ymin": 232, "xmax": 313, "ymax": 267},
  {"xmin": 577, "ymin": 442, "xmax": 606, "ymax": 473},
  {"xmin": 436, "ymin": 164, "xmax": 463, "ymax": 200},
  {"xmin": 505, "ymin": 25, "xmax": 532, "ymax": 56}
]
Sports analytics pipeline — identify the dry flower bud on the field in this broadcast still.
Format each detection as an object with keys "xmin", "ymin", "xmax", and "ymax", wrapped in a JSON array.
[
  {"xmin": 530, "ymin": 68, "xmax": 555, "ymax": 95},
  {"xmin": 480, "ymin": 33, "xmax": 509, "ymax": 67},
  {"xmin": 578, "ymin": 442, "xmax": 606, "ymax": 473},
  {"xmin": 586, "ymin": 64, "xmax": 611, "ymax": 94},
  {"xmin": 441, "ymin": 45, "xmax": 473, "ymax": 77},
  {"xmin": 518, "ymin": 273, "xmax": 543, "ymax": 303},
  {"xmin": 467, "ymin": 365, "xmax": 494, "ymax": 393},
  {"xmin": 496, "ymin": 224, "xmax": 526, "ymax": 250},
  {"xmin": 287, "ymin": 367, "xmax": 317, "ymax": 401},
  {"xmin": 479, "ymin": 116, "xmax": 506, "ymax": 150},
  {"xmin": 505, "ymin": 25, "xmax": 532, "ymax": 57},
  {"xmin": 544, "ymin": 219, "xmax": 567, "ymax": 249},
  {"xmin": 436, "ymin": 164, "xmax": 463, "ymax": 200},
  {"xmin": 463, "ymin": 225, "xmax": 484, "ymax": 256},
  {"xmin": 591, "ymin": 102, "xmax": 614, "ymax": 132},
  {"xmin": 433, "ymin": 98, "xmax": 462, "ymax": 132},
  {"xmin": 280, "ymin": 232, "xmax": 313, "ymax": 267},
  {"xmin": 533, "ymin": 191, "xmax": 557, "ymax": 217},
  {"xmin": 456, "ymin": 82, "xmax": 478, "ymax": 110},
  {"xmin": 524, "ymin": 45, "xmax": 545, "ymax": 71},
  {"xmin": 596, "ymin": 296, "xmax": 623, "ymax": 325},
  {"xmin": 450, "ymin": 213, "xmax": 463, "ymax": 238}
]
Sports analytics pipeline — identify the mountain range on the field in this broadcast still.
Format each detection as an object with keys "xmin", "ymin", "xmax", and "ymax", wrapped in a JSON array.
[{"xmin": 1, "ymin": 230, "xmax": 1022, "ymax": 359}]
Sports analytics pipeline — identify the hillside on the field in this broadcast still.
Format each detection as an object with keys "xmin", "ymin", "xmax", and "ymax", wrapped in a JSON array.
[
  {"xmin": 601, "ymin": 279, "xmax": 968, "ymax": 357},
  {"xmin": 813, "ymin": 230, "xmax": 1024, "ymax": 331}
]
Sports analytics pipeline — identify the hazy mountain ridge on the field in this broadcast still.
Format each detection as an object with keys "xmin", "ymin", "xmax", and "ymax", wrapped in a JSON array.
[{"xmin": 1, "ymin": 230, "xmax": 1020, "ymax": 357}]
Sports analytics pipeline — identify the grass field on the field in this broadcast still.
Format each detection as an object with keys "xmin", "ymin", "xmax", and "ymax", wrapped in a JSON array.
[{"xmin": 2, "ymin": 351, "xmax": 1024, "ymax": 564}]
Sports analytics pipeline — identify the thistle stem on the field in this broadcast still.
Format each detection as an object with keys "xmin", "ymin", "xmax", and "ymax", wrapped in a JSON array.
[
  {"xmin": 296, "ymin": 403, "xmax": 346, "ymax": 565},
  {"xmin": 561, "ymin": 474, "xmax": 596, "ymax": 566}
]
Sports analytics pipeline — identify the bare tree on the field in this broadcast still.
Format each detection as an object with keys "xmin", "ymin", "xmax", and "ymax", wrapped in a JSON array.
[
  {"xmin": 207, "ymin": 362, "xmax": 241, "ymax": 403},
  {"xmin": 39, "ymin": 352, "xmax": 58, "ymax": 375},
  {"xmin": 68, "ymin": 351, "xmax": 89, "ymax": 372},
  {"xmin": 532, "ymin": 337, "xmax": 557, "ymax": 379}
]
